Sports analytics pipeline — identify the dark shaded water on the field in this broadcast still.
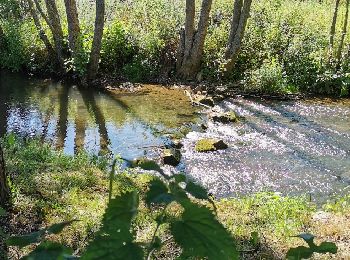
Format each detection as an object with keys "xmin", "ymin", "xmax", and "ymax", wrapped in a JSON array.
[
  {"xmin": 1, "ymin": 71, "xmax": 350, "ymax": 201},
  {"xmin": 0, "ymin": 71, "xmax": 198, "ymax": 159}
]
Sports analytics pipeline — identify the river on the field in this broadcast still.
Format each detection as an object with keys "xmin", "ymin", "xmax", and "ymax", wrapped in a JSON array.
[{"xmin": 1, "ymin": 71, "xmax": 349, "ymax": 202}]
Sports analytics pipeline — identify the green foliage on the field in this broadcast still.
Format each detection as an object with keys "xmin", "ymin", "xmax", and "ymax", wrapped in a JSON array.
[
  {"xmin": 81, "ymin": 191, "xmax": 143, "ymax": 260},
  {"xmin": 22, "ymin": 242, "xmax": 73, "ymax": 260},
  {"xmin": 287, "ymin": 233, "xmax": 337, "ymax": 259},
  {"xmin": 171, "ymin": 201, "xmax": 238, "ymax": 260},
  {"xmin": 100, "ymin": 21, "xmax": 136, "ymax": 75},
  {"xmin": 8, "ymin": 160, "xmax": 239, "ymax": 260},
  {"xmin": 6, "ymin": 221, "xmax": 76, "ymax": 248},
  {"xmin": 244, "ymin": 58, "xmax": 295, "ymax": 94}
]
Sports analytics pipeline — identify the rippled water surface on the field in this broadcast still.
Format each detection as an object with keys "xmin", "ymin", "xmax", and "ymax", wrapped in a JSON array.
[
  {"xmin": 1, "ymin": 71, "xmax": 350, "ymax": 201},
  {"xmin": 0, "ymin": 71, "xmax": 198, "ymax": 159},
  {"xmin": 182, "ymin": 97, "xmax": 350, "ymax": 201}
]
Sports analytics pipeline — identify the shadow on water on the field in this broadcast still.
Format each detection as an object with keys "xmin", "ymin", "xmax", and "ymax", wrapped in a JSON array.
[{"xmin": 0, "ymin": 71, "xmax": 198, "ymax": 159}]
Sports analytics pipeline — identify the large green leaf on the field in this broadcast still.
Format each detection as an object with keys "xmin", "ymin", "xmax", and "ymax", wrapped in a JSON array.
[
  {"xmin": 81, "ymin": 191, "xmax": 143, "ymax": 260},
  {"xmin": 316, "ymin": 242, "xmax": 338, "ymax": 254},
  {"xmin": 185, "ymin": 181, "xmax": 208, "ymax": 200},
  {"xmin": 22, "ymin": 241, "xmax": 73, "ymax": 260},
  {"xmin": 47, "ymin": 220, "xmax": 77, "ymax": 235},
  {"xmin": 287, "ymin": 233, "xmax": 338, "ymax": 259},
  {"xmin": 170, "ymin": 201, "xmax": 238, "ymax": 260},
  {"xmin": 7, "ymin": 221, "xmax": 75, "ymax": 248},
  {"xmin": 7, "ymin": 230, "xmax": 45, "ymax": 248},
  {"xmin": 145, "ymin": 179, "xmax": 174, "ymax": 206},
  {"xmin": 286, "ymin": 246, "xmax": 314, "ymax": 260}
]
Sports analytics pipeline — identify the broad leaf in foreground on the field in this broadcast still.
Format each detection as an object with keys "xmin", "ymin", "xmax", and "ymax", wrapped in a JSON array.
[
  {"xmin": 170, "ymin": 201, "xmax": 238, "ymax": 260},
  {"xmin": 287, "ymin": 233, "xmax": 338, "ymax": 259},
  {"xmin": 22, "ymin": 241, "xmax": 73, "ymax": 260},
  {"xmin": 145, "ymin": 179, "xmax": 174, "ymax": 206},
  {"xmin": 7, "ymin": 230, "xmax": 45, "ymax": 248},
  {"xmin": 185, "ymin": 181, "xmax": 208, "ymax": 200},
  {"xmin": 47, "ymin": 220, "xmax": 77, "ymax": 235},
  {"xmin": 81, "ymin": 191, "xmax": 143, "ymax": 260}
]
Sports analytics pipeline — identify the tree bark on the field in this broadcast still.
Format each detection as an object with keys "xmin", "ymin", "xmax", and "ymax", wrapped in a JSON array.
[
  {"xmin": 0, "ymin": 144, "xmax": 10, "ymax": 209},
  {"xmin": 64, "ymin": 0, "xmax": 81, "ymax": 56},
  {"xmin": 176, "ymin": 0, "xmax": 212, "ymax": 80},
  {"xmin": 87, "ymin": 0, "xmax": 105, "ymax": 81},
  {"xmin": 329, "ymin": 0, "xmax": 341, "ymax": 61},
  {"xmin": 45, "ymin": 0, "xmax": 65, "ymax": 72},
  {"xmin": 224, "ymin": 0, "xmax": 252, "ymax": 74},
  {"xmin": 336, "ymin": 0, "xmax": 349, "ymax": 69},
  {"xmin": 27, "ymin": 0, "xmax": 57, "ymax": 61}
]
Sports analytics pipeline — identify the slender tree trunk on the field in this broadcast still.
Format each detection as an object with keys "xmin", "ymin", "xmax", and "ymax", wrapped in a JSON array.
[
  {"xmin": 336, "ymin": 0, "xmax": 350, "ymax": 69},
  {"xmin": 176, "ymin": 0, "xmax": 212, "ymax": 80},
  {"xmin": 223, "ymin": 0, "xmax": 252, "ymax": 74},
  {"xmin": 0, "ymin": 145, "xmax": 10, "ymax": 209},
  {"xmin": 27, "ymin": 0, "xmax": 56, "ymax": 61},
  {"xmin": 64, "ymin": 0, "xmax": 81, "ymax": 56},
  {"xmin": 329, "ymin": 0, "xmax": 341, "ymax": 61},
  {"xmin": 45, "ymin": 0, "xmax": 65, "ymax": 72},
  {"xmin": 87, "ymin": 0, "xmax": 105, "ymax": 81}
]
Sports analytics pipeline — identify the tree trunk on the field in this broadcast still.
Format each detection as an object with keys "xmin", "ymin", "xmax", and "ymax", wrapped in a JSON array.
[
  {"xmin": 176, "ymin": 0, "xmax": 212, "ymax": 80},
  {"xmin": 0, "ymin": 144, "xmax": 10, "ymax": 209},
  {"xmin": 45, "ymin": 0, "xmax": 65, "ymax": 73},
  {"xmin": 223, "ymin": 0, "xmax": 252, "ymax": 74},
  {"xmin": 87, "ymin": 0, "xmax": 105, "ymax": 81},
  {"xmin": 329, "ymin": 0, "xmax": 341, "ymax": 61},
  {"xmin": 336, "ymin": 0, "xmax": 349, "ymax": 69},
  {"xmin": 64, "ymin": 0, "xmax": 81, "ymax": 56},
  {"xmin": 27, "ymin": 0, "xmax": 57, "ymax": 62}
]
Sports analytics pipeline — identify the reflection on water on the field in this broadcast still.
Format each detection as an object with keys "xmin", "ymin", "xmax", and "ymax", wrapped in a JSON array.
[
  {"xmin": 2, "ymin": 71, "xmax": 350, "ymax": 201},
  {"xmin": 0, "ymin": 71, "xmax": 198, "ymax": 159},
  {"xmin": 182, "ymin": 97, "xmax": 350, "ymax": 201}
]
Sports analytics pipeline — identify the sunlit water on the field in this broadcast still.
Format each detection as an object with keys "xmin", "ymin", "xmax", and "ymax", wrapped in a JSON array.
[
  {"xmin": 0, "ymin": 71, "xmax": 198, "ymax": 160},
  {"xmin": 1, "ymin": 71, "xmax": 350, "ymax": 201},
  {"xmin": 182, "ymin": 97, "xmax": 350, "ymax": 201}
]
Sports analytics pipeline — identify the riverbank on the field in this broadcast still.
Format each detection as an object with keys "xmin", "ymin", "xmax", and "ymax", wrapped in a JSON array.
[{"xmin": 0, "ymin": 137, "xmax": 349, "ymax": 259}]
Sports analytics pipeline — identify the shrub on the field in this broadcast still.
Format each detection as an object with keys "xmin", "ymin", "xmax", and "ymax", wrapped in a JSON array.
[
  {"xmin": 100, "ymin": 21, "xmax": 136, "ymax": 75},
  {"xmin": 244, "ymin": 58, "xmax": 296, "ymax": 94}
]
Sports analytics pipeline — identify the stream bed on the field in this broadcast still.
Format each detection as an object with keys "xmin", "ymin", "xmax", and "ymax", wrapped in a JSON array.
[{"xmin": 1, "ymin": 71, "xmax": 350, "ymax": 201}]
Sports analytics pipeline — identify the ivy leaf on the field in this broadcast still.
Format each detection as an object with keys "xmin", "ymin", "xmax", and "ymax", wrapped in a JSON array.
[
  {"xmin": 316, "ymin": 242, "xmax": 338, "ymax": 254},
  {"xmin": 46, "ymin": 220, "xmax": 77, "ymax": 235},
  {"xmin": 145, "ymin": 179, "xmax": 174, "ymax": 206},
  {"xmin": 22, "ymin": 241, "xmax": 73, "ymax": 260},
  {"xmin": 185, "ymin": 181, "xmax": 208, "ymax": 200},
  {"xmin": 170, "ymin": 201, "xmax": 238, "ymax": 260},
  {"xmin": 286, "ymin": 246, "xmax": 314, "ymax": 260},
  {"xmin": 81, "ymin": 191, "xmax": 143, "ymax": 260},
  {"xmin": 7, "ymin": 230, "xmax": 45, "ymax": 248}
]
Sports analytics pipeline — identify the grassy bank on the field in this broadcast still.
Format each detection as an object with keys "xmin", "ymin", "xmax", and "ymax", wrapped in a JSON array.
[
  {"xmin": 1, "ymin": 0, "xmax": 350, "ymax": 96},
  {"xmin": 1, "ymin": 137, "xmax": 349, "ymax": 259}
]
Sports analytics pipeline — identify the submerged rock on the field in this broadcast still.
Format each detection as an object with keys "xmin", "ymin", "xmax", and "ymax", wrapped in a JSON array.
[
  {"xmin": 195, "ymin": 138, "xmax": 228, "ymax": 152},
  {"xmin": 211, "ymin": 111, "xmax": 238, "ymax": 123},
  {"xmin": 162, "ymin": 148, "xmax": 182, "ymax": 166}
]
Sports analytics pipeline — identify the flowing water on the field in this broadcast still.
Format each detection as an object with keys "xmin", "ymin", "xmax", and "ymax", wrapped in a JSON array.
[
  {"xmin": 1, "ymin": 71, "xmax": 350, "ymax": 201},
  {"xmin": 182, "ymin": 97, "xmax": 350, "ymax": 201}
]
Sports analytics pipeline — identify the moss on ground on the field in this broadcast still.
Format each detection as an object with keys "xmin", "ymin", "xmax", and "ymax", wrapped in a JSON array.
[{"xmin": 1, "ymin": 138, "xmax": 349, "ymax": 259}]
